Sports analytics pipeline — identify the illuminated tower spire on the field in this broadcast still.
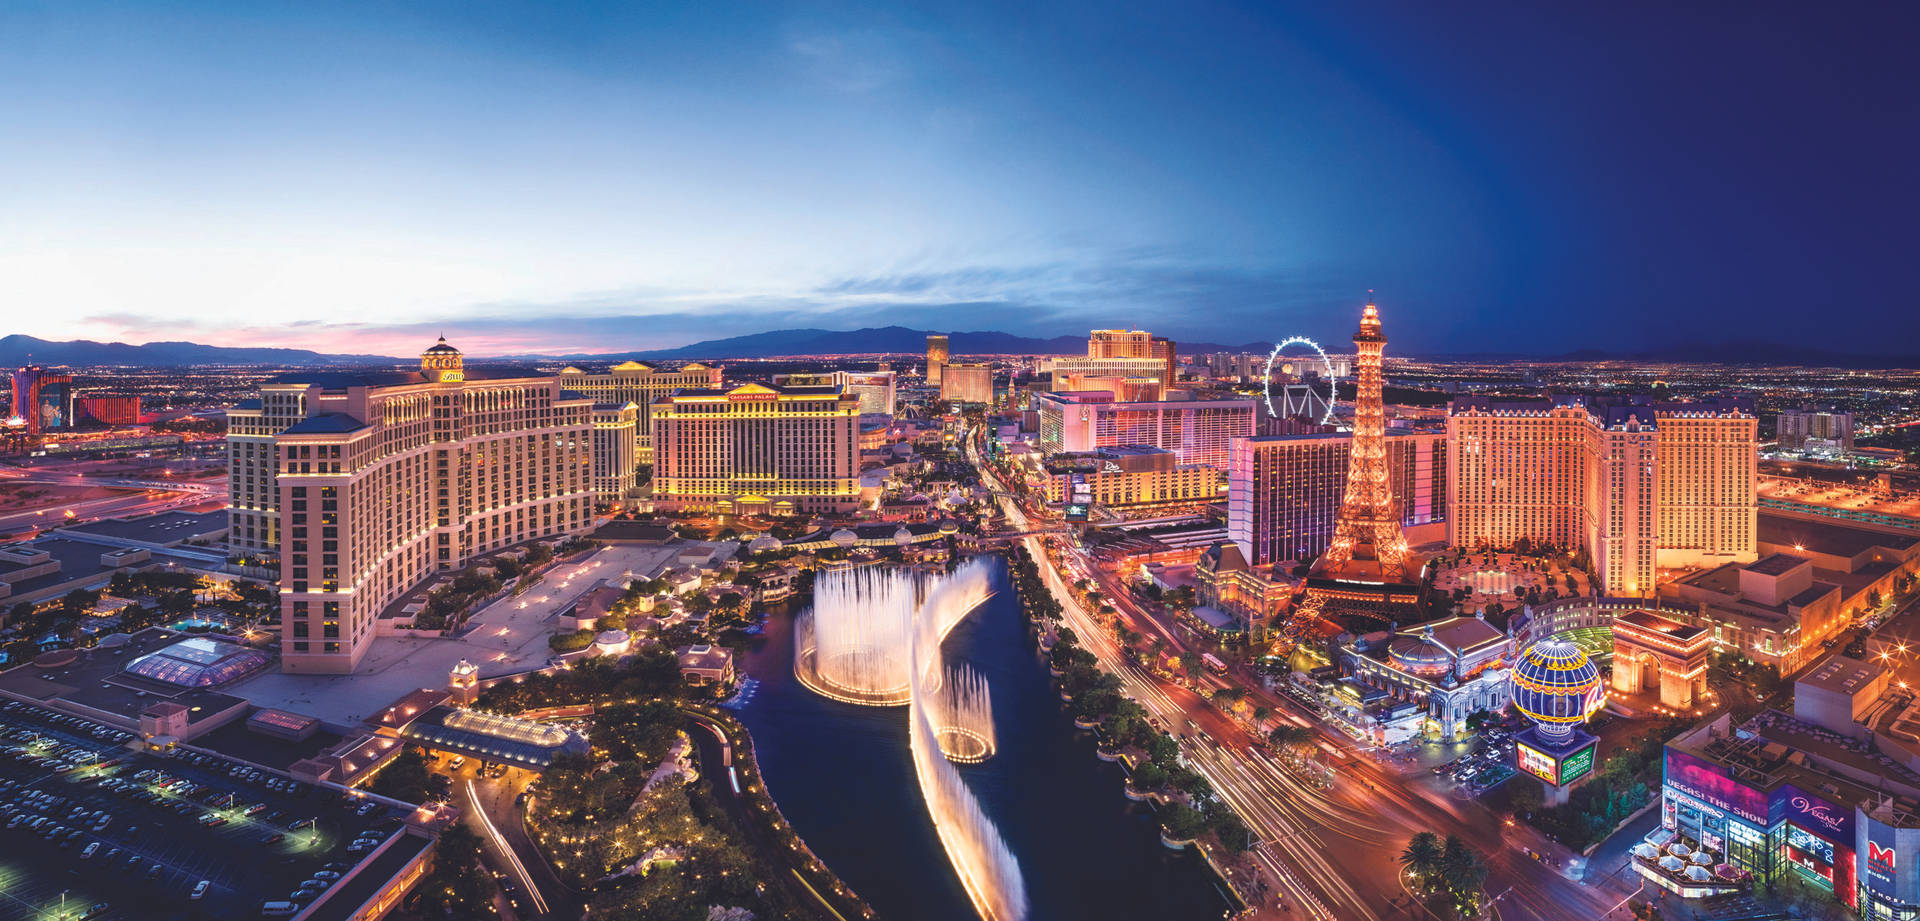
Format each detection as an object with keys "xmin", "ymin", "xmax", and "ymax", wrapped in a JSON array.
[{"xmin": 1312, "ymin": 296, "xmax": 1409, "ymax": 581}]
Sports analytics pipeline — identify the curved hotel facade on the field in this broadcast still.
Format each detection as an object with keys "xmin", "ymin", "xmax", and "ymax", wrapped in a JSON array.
[{"xmin": 229, "ymin": 339, "xmax": 595, "ymax": 673}]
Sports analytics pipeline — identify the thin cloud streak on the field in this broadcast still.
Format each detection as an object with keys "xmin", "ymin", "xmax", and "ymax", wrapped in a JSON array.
[{"xmin": 76, "ymin": 253, "xmax": 1363, "ymax": 358}]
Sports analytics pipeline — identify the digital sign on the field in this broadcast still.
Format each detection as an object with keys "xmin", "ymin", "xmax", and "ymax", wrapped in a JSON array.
[
  {"xmin": 1778, "ymin": 783, "xmax": 1854, "ymax": 842},
  {"xmin": 1559, "ymin": 744, "xmax": 1595, "ymax": 785},
  {"xmin": 1515, "ymin": 736, "xmax": 1598, "ymax": 786},
  {"xmin": 1787, "ymin": 824, "xmax": 1836, "ymax": 866},
  {"xmin": 1516, "ymin": 741, "xmax": 1557, "ymax": 783},
  {"xmin": 1065, "ymin": 472, "xmax": 1091, "ymax": 522},
  {"xmin": 1663, "ymin": 748, "xmax": 1769, "ymax": 826}
]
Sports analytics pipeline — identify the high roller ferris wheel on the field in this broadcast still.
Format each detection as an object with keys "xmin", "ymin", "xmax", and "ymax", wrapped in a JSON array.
[{"xmin": 1263, "ymin": 336, "xmax": 1339, "ymax": 425}]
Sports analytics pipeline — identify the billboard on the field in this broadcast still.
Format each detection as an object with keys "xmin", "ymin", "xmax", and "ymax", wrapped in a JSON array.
[
  {"xmin": 1516, "ymin": 740, "xmax": 1557, "ymax": 784},
  {"xmin": 1864, "ymin": 816, "xmax": 1917, "ymax": 907},
  {"xmin": 1516, "ymin": 735, "xmax": 1598, "ymax": 786},
  {"xmin": 1559, "ymin": 744, "xmax": 1596, "ymax": 785},
  {"xmin": 1778, "ymin": 783, "xmax": 1854, "ymax": 843},
  {"xmin": 1788, "ymin": 823, "xmax": 1836, "ymax": 866},
  {"xmin": 1663, "ymin": 747, "xmax": 1769, "ymax": 827},
  {"xmin": 1065, "ymin": 472, "xmax": 1091, "ymax": 522}
]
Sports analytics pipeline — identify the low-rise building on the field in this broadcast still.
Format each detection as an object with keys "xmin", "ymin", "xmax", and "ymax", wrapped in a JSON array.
[
  {"xmin": 1042, "ymin": 446, "xmax": 1223, "ymax": 516},
  {"xmin": 1667, "ymin": 552, "xmax": 1843, "ymax": 673},
  {"xmin": 677, "ymin": 644, "xmax": 735, "ymax": 689},
  {"xmin": 1193, "ymin": 541, "xmax": 1292, "ymax": 639},
  {"xmin": 1758, "ymin": 512, "xmax": 1920, "ymax": 624},
  {"xmin": 1339, "ymin": 614, "xmax": 1512, "ymax": 741},
  {"xmin": 1656, "ymin": 685, "xmax": 1920, "ymax": 912}
]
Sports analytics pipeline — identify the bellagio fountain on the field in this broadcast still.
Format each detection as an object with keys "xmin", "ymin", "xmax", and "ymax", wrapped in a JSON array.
[{"xmin": 794, "ymin": 559, "xmax": 1027, "ymax": 921}]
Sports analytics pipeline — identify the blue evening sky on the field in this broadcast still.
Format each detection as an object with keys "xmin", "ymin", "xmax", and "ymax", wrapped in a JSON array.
[{"xmin": 2, "ymin": 1, "xmax": 1914, "ymax": 356}]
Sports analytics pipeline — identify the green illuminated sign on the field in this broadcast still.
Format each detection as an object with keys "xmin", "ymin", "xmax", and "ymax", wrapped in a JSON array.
[{"xmin": 1558, "ymin": 744, "xmax": 1596, "ymax": 785}]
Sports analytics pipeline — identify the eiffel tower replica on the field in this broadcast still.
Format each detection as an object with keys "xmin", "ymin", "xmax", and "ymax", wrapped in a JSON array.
[{"xmin": 1298, "ymin": 298, "xmax": 1423, "ymax": 627}]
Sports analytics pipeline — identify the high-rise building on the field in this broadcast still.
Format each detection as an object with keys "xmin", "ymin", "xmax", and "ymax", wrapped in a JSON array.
[
  {"xmin": 590, "ymin": 401, "xmax": 640, "ymax": 505},
  {"xmin": 1088, "ymin": 329, "xmax": 1177, "ymax": 389},
  {"xmin": 75, "ymin": 395, "xmax": 143, "ymax": 425},
  {"xmin": 1032, "ymin": 390, "xmax": 1256, "ymax": 469},
  {"xmin": 1588, "ymin": 411, "xmax": 1659, "ymax": 596},
  {"xmin": 651, "ymin": 382, "xmax": 861, "ymax": 516},
  {"xmin": 1447, "ymin": 395, "xmax": 1757, "ymax": 595},
  {"xmin": 227, "ymin": 338, "xmax": 595, "ymax": 673},
  {"xmin": 228, "ymin": 391, "xmax": 309, "ymax": 554},
  {"xmin": 1046, "ymin": 355, "xmax": 1170, "ymax": 390},
  {"xmin": 557, "ymin": 361, "xmax": 723, "ymax": 464},
  {"xmin": 941, "ymin": 363, "xmax": 993, "ymax": 405},
  {"xmin": 10, "ymin": 366, "xmax": 73, "ymax": 434},
  {"xmin": 926, "ymin": 334, "xmax": 949, "ymax": 387},
  {"xmin": 1776, "ymin": 407, "xmax": 1854, "ymax": 453},
  {"xmin": 1447, "ymin": 398, "xmax": 1592, "ymax": 554},
  {"xmin": 1053, "ymin": 375, "xmax": 1164, "ymax": 402},
  {"xmin": 1308, "ymin": 301, "xmax": 1413, "ymax": 589},
  {"xmin": 843, "ymin": 372, "xmax": 897, "ymax": 417},
  {"xmin": 1227, "ymin": 430, "xmax": 1447, "ymax": 566},
  {"xmin": 771, "ymin": 371, "xmax": 897, "ymax": 416}
]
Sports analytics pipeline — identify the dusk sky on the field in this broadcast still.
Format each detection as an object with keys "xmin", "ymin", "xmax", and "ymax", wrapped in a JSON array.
[{"xmin": 4, "ymin": 1, "xmax": 1916, "ymax": 357}]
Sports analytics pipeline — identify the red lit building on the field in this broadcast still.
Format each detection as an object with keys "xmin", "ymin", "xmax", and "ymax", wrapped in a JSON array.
[
  {"xmin": 10, "ymin": 366, "xmax": 74, "ymax": 434},
  {"xmin": 77, "ymin": 395, "xmax": 144, "ymax": 425}
]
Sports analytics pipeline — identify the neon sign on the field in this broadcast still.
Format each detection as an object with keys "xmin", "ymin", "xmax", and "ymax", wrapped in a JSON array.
[
  {"xmin": 1871, "ymin": 842, "xmax": 1897, "ymax": 873},
  {"xmin": 1779, "ymin": 784, "xmax": 1853, "ymax": 840},
  {"xmin": 1864, "ymin": 819, "xmax": 1906, "ymax": 900}
]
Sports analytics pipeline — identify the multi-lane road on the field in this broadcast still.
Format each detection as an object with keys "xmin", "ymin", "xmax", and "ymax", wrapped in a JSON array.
[
  {"xmin": 0, "ymin": 464, "xmax": 222, "ymax": 536},
  {"xmin": 965, "ymin": 430, "xmax": 1635, "ymax": 921}
]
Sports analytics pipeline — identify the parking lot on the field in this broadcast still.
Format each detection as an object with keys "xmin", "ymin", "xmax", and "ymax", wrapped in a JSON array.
[{"xmin": 0, "ymin": 701, "xmax": 410, "ymax": 921}]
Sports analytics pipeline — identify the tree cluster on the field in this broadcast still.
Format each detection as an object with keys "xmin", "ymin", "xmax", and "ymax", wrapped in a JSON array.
[
  {"xmin": 1399, "ymin": 832, "xmax": 1488, "ymax": 919},
  {"xmin": 1523, "ymin": 727, "xmax": 1671, "ymax": 850},
  {"xmin": 474, "ymin": 647, "xmax": 685, "ymax": 713}
]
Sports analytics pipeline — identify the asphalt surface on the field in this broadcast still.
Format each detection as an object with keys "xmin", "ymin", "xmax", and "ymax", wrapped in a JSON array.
[
  {"xmin": 452, "ymin": 757, "xmax": 580, "ymax": 921},
  {"xmin": 0, "ymin": 700, "xmax": 408, "ymax": 921},
  {"xmin": 965, "ymin": 428, "xmax": 1643, "ymax": 921}
]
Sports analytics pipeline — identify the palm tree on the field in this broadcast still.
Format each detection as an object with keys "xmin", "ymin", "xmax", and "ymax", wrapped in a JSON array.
[
  {"xmin": 1437, "ymin": 835, "xmax": 1487, "ymax": 904},
  {"xmin": 1399, "ymin": 832, "xmax": 1443, "ymax": 886},
  {"xmin": 1268, "ymin": 725, "xmax": 1315, "ymax": 755}
]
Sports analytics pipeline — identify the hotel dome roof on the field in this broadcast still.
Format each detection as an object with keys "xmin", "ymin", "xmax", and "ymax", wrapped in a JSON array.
[{"xmin": 1389, "ymin": 631, "xmax": 1452, "ymax": 677}]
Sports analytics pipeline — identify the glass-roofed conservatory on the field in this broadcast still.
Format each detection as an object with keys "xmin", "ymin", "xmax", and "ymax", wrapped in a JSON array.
[
  {"xmin": 399, "ymin": 706, "xmax": 589, "ymax": 769},
  {"xmin": 124, "ymin": 636, "xmax": 272, "ymax": 688}
]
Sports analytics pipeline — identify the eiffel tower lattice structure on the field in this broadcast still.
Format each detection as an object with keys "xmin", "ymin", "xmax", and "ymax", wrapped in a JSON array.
[{"xmin": 1311, "ymin": 299, "xmax": 1410, "ymax": 582}]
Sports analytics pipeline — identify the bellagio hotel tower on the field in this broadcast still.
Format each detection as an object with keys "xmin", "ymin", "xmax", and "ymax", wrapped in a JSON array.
[{"xmin": 228, "ymin": 338, "xmax": 594, "ymax": 673}]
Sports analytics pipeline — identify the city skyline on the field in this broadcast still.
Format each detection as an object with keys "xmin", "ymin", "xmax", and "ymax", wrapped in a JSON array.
[
  {"xmin": 4, "ymin": 5, "xmax": 1920, "ymax": 921},
  {"xmin": 6, "ymin": 2, "xmax": 1918, "ymax": 357}
]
